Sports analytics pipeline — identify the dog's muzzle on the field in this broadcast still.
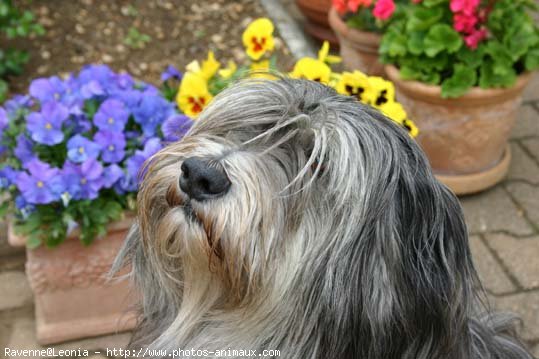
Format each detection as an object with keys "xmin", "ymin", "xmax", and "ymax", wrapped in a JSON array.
[{"xmin": 179, "ymin": 157, "xmax": 231, "ymax": 201}]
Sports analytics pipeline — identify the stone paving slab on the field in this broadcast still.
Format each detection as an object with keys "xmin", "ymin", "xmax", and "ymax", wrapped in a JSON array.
[
  {"xmin": 485, "ymin": 234, "xmax": 539, "ymax": 289},
  {"xmin": 524, "ymin": 73, "xmax": 539, "ymax": 102},
  {"xmin": 506, "ymin": 142, "xmax": 539, "ymax": 184},
  {"xmin": 511, "ymin": 104, "xmax": 539, "ymax": 140},
  {"xmin": 469, "ymin": 236, "xmax": 516, "ymax": 294},
  {"xmin": 0, "ymin": 271, "xmax": 33, "ymax": 312},
  {"xmin": 460, "ymin": 186, "xmax": 534, "ymax": 235},
  {"xmin": 522, "ymin": 137, "xmax": 539, "ymax": 164},
  {"xmin": 506, "ymin": 182, "xmax": 539, "ymax": 228},
  {"xmin": 493, "ymin": 291, "xmax": 539, "ymax": 341}
]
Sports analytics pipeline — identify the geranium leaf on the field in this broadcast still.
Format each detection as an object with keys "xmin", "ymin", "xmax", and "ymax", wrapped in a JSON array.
[
  {"xmin": 525, "ymin": 47, "xmax": 539, "ymax": 70},
  {"xmin": 479, "ymin": 61, "xmax": 517, "ymax": 88},
  {"xmin": 424, "ymin": 24, "xmax": 462, "ymax": 57},
  {"xmin": 406, "ymin": 7, "xmax": 443, "ymax": 32},
  {"xmin": 441, "ymin": 65, "xmax": 477, "ymax": 98},
  {"xmin": 407, "ymin": 32, "xmax": 426, "ymax": 55}
]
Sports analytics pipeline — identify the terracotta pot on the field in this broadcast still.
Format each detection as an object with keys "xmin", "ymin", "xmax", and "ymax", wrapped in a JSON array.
[
  {"xmin": 328, "ymin": 6, "xmax": 384, "ymax": 76},
  {"xmin": 8, "ymin": 217, "xmax": 138, "ymax": 345},
  {"xmin": 385, "ymin": 64, "xmax": 532, "ymax": 195},
  {"xmin": 295, "ymin": 0, "xmax": 339, "ymax": 46}
]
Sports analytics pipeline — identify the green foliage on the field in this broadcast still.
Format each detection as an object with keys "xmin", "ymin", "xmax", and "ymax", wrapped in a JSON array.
[
  {"xmin": 0, "ymin": 0, "xmax": 44, "ymax": 101},
  {"xmin": 380, "ymin": 0, "xmax": 539, "ymax": 97},
  {"xmin": 123, "ymin": 27, "xmax": 151, "ymax": 49}
]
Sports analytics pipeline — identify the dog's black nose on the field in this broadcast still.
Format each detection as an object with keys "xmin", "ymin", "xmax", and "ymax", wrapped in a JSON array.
[{"xmin": 179, "ymin": 157, "xmax": 231, "ymax": 201}]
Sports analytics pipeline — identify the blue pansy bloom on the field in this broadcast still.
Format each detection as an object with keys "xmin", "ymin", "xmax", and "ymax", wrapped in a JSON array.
[
  {"xmin": 4, "ymin": 95, "xmax": 32, "ymax": 117},
  {"xmin": 94, "ymin": 130, "xmax": 126, "ymax": 163},
  {"xmin": 103, "ymin": 164, "xmax": 124, "ymax": 188},
  {"xmin": 26, "ymin": 102, "xmax": 69, "ymax": 145},
  {"xmin": 0, "ymin": 166, "xmax": 18, "ymax": 189},
  {"xmin": 162, "ymin": 114, "xmax": 193, "ymax": 142},
  {"xmin": 115, "ymin": 73, "xmax": 134, "ymax": 90},
  {"xmin": 161, "ymin": 65, "xmax": 183, "ymax": 82},
  {"xmin": 110, "ymin": 89, "xmax": 142, "ymax": 109},
  {"xmin": 119, "ymin": 138, "xmax": 163, "ymax": 193},
  {"xmin": 67, "ymin": 134, "xmax": 101, "ymax": 163},
  {"xmin": 79, "ymin": 80, "xmax": 105, "ymax": 100},
  {"xmin": 14, "ymin": 134, "xmax": 35, "ymax": 165},
  {"xmin": 77, "ymin": 65, "xmax": 115, "ymax": 89},
  {"xmin": 93, "ymin": 99, "xmax": 129, "ymax": 132},
  {"xmin": 0, "ymin": 107, "xmax": 9, "ymax": 132},
  {"xmin": 132, "ymin": 95, "xmax": 174, "ymax": 137},
  {"xmin": 29, "ymin": 76, "xmax": 67, "ymax": 103},
  {"xmin": 15, "ymin": 159, "xmax": 59, "ymax": 204},
  {"xmin": 65, "ymin": 114, "xmax": 92, "ymax": 135},
  {"xmin": 15, "ymin": 195, "xmax": 35, "ymax": 219},
  {"xmin": 62, "ymin": 159, "xmax": 105, "ymax": 200}
]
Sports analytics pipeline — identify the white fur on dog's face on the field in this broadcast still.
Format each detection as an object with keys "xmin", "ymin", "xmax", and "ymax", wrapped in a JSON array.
[{"xmin": 113, "ymin": 79, "xmax": 533, "ymax": 359}]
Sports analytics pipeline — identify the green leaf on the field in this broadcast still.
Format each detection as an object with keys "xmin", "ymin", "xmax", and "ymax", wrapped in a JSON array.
[
  {"xmin": 424, "ymin": 24, "xmax": 463, "ymax": 57},
  {"xmin": 525, "ymin": 47, "xmax": 539, "ymax": 71},
  {"xmin": 456, "ymin": 45, "xmax": 485, "ymax": 68},
  {"xmin": 441, "ymin": 64, "xmax": 477, "ymax": 98},
  {"xmin": 380, "ymin": 31, "xmax": 407, "ymax": 57},
  {"xmin": 406, "ymin": 7, "xmax": 443, "ymax": 32},
  {"xmin": 407, "ymin": 32, "xmax": 426, "ymax": 55},
  {"xmin": 422, "ymin": 0, "xmax": 446, "ymax": 7},
  {"xmin": 0, "ymin": 80, "xmax": 7, "ymax": 103},
  {"xmin": 26, "ymin": 234, "xmax": 42, "ymax": 249},
  {"xmin": 479, "ymin": 61, "xmax": 517, "ymax": 89}
]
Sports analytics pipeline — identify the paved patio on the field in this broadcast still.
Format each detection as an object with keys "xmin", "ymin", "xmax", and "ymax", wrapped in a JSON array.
[{"xmin": 0, "ymin": 1, "xmax": 538, "ymax": 358}]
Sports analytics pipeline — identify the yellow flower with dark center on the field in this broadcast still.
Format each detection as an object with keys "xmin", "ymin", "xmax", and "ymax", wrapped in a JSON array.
[
  {"xmin": 250, "ymin": 59, "xmax": 276, "ymax": 79},
  {"xmin": 335, "ymin": 71, "xmax": 372, "ymax": 103},
  {"xmin": 290, "ymin": 58, "xmax": 331, "ymax": 84},
  {"xmin": 176, "ymin": 72, "xmax": 213, "ymax": 118},
  {"xmin": 218, "ymin": 60, "xmax": 237, "ymax": 79},
  {"xmin": 242, "ymin": 18, "xmax": 275, "ymax": 61},
  {"xmin": 318, "ymin": 41, "xmax": 341, "ymax": 65},
  {"xmin": 378, "ymin": 101, "xmax": 407, "ymax": 124},
  {"xmin": 185, "ymin": 51, "xmax": 220, "ymax": 81},
  {"xmin": 403, "ymin": 119, "xmax": 419, "ymax": 138},
  {"xmin": 365, "ymin": 76, "xmax": 396, "ymax": 108}
]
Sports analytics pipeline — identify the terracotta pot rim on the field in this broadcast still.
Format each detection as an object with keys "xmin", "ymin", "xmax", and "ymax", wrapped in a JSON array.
[
  {"xmin": 328, "ymin": 6, "xmax": 382, "ymax": 47},
  {"xmin": 7, "ymin": 212, "xmax": 135, "ymax": 248},
  {"xmin": 385, "ymin": 64, "xmax": 533, "ymax": 105}
]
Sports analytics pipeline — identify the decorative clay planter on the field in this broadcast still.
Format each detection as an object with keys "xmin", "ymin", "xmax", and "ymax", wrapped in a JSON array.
[
  {"xmin": 8, "ymin": 217, "xmax": 137, "ymax": 345},
  {"xmin": 385, "ymin": 64, "xmax": 532, "ymax": 195},
  {"xmin": 328, "ymin": 6, "xmax": 384, "ymax": 76},
  {"xmin": 295, "ymin": 0, "xmax": 338, "ymax": 46}
]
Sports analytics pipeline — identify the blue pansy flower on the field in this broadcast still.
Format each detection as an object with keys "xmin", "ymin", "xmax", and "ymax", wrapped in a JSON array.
[
  {"xmin": 14, "ymin": 135, "xmax": 35, "ymax": 165},
  {"xmin": 162, "ymin": 114, "xmax": 193, "ymax": 142},
  {"xmin": 94, "ymin": 130, "xmax": 126, "ymax": 163},
  {"xmin": 77, "ymin": 65, "xmax": 115, "ymax": 89},
  {"xmin": 93, "ymin": 99, "xmax": 129, "ymax": 132},
  {"xmin": 62, "ymin": 159, "xmax": 105, "ymax": 200},
  {"xmin": 26, "ymin": 102, "xmax": 69, "ymax": 145},
  {"xmin": 29, "ymin": 76, "xmax": 67, "ymax": 103},
  {"xmin": 15, "ymin": 159, "xmax": 59, "ymax": 204},
  {"xmin": 67, "ymin": 134, "xmax": 101, "ymax": 163},
  {"xmin": 15, "ymin": 195, "xmax": 36, "ymax": 219},
  {"xmin": 0, "ymin": 166, "xmax": 18, "ymax": 189},
  {"xmin": 103, "ymin": 164, "xmax": 124, "ymax": 188},
  {"xmin": 118, "ymin": 138, "xmax": 163, "ymax": 193},
  {"xmin": 4, "ymin": 95, "xmax": 32, "ymax": 117},
  {"xmin": 0, "ymin": 107, "xmax": 9, "ymax": 132},
  {"xmin": 132, "ymin": 95, "xmax": 174, "ymax": 137},
  {"xmin": 161, "ymin": 65, "xmax": 183, "ymax": 82}
]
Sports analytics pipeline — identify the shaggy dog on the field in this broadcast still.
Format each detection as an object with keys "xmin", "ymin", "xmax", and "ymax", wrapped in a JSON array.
[{"xmin": 112, "ymin": 79, "xmax": 533, "ymax": 358}]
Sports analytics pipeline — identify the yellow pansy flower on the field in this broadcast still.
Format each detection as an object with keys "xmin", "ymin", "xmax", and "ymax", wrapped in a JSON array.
[
  {"xmin": 378, "ymin": 101, "xmax": 407, "ymax": 124},
  {"xmin": 403, "ymin": 119, "xmax": 419, "ymax": 138},
  {"xmin": 365, "ymin": 76, "xmax": 396, "ymax": 108},
  {"xmin": 176, "ymin": 72, "xmax": 213, "ymax": 118},
  {"xmin": 242, "ymin": 18, "xmax": 275, "ymax": 61},
  {"xmin": 218, "ymin": 60, "xmax": 237, "ymax": 79},
  {"xmin": 318, "ymin": 41, "xmax": 341, "ymax": 64},
  {"xmin": 335, "ymin": 71, "xmax": 372, "ymax": 103},
  {"xmin": 250, "ymin": 59, "xmax": 276, "ymax": 79},
  {"xmin": 185, "ymin": 51, "xmax": 220, "ymax": 81},
  {"xmin": 290, "ymin": 58, "xmax": 331, "ymax": 84}
]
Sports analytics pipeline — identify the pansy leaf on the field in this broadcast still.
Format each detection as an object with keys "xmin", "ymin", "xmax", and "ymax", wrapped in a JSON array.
[
  {"xmin": 525, "ymin": 47, "xmax": 539, "ymax": 70},
  {"xmin": 441, "ymin": 64, "xmax": 477, "ymax": 98},
  {"xmin": 424, "ymin": 24, "xmax": 462, "ymax": 57}
]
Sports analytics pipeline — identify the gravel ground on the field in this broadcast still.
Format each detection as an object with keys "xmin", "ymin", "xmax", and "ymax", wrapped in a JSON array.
[{"xmin": 6, "ymin": 0, "xmax": 293, "ymax": 96}]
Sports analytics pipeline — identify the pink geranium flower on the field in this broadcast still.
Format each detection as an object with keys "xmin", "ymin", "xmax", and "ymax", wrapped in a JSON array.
[
  {"xmin": 453, "ymin": 12, "xmax": 478, "ymax": 33},
  {"xmin": 464, "ymin": 28, "xmax": 488, "ymax": 49},
  {"xmin": 373, "ymin": 0, "xmax": 396, "ymax": 20},
  {"xmin": 450, "ymin": 0, "xmax": 480, "ymax": 16},
  {"xmin": 333, "ymin": 0, "xmax": 348, "ymax": 14}
]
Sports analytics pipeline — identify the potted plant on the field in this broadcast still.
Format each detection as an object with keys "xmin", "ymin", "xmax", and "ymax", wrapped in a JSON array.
[
  {"xmin": 295, "ymin": 0, "xmax": 339, "ymax": 46},
  {"xmin": 328, "ymin": 0, "xmax": 403, "ymax": 75},
  {"xmin": 0, "ymin": 64, "xmax": 193, "ymax": 344},
  {"xmin": 380, "ymin": 0, "xmax": 539, "ymax": 195}
]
